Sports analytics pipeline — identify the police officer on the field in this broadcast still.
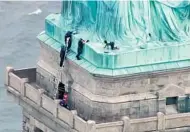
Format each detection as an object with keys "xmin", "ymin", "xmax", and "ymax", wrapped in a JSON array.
[
  {"xmin": 76, "ymin": 38, "xmax": 89, "ymax": 60},
  {"xmin": 60, "ymin": 45, "xmax": 66, "ymax": 67},
  {"xmin": 57, "ymin": 82, "xmax": 65, "ymax": 99},
  {"xmin": 64, "ymin": 31, "xmax": 73, "ymax": 51}
]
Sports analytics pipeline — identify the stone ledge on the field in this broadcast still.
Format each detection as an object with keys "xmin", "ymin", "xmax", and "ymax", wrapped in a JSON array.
[
  {"xmin": 7, "ymin": 83, "xmax": 190, "ymax": 132},
  {"xmin": 37, "ymin": 54, "xmax": 190, "ymax": 97},
  {"xmin": 96, "ymin": 121, "xmax": 123, "ymax": 128},
  {"xmin": 37, "ymin": 60, "xmax": 58, "ymax": 77},
  {"xmin": 7, "ymin": 85, "xmax": 71, "ymax": 131},
  {"xmin": 130, "ymin": 117, "xmax": 157, "ymax": 124},
  {"xmin": 38, "ymin": 32, "xmax": 190, "ymax": 76},
  {"xmin": 7, "ymin": 86, "xmax": 20, "ymax": 97},
  {"xmin": 73, "ymin": 83, "xmax": 157, "ymax": 103}
]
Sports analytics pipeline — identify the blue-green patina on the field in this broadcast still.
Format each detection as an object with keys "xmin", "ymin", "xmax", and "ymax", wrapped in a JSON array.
[
  {"xmin": 38, "ymin": 1, "xmax": 190, "ymax": 76},
  {"xmin": 60, "ymin": 1, "xmax": 190, "ymax": 43}
]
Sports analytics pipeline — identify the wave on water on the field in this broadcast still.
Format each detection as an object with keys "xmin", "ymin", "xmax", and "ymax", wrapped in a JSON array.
[{"xmin": 28, "ymin": 8, "xmax": 42, "ymax": 15}]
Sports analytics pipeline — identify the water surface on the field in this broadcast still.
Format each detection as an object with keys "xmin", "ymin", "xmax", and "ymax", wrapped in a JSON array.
[{"xmin": 0, "ymin": 2, "xmax": 61, "ymax": 131}]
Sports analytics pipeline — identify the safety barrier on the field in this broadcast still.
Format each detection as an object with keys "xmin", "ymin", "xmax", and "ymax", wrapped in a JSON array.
[{"xmin": 6, "ymin": 67, "xmax": 190, "ymax": 132}]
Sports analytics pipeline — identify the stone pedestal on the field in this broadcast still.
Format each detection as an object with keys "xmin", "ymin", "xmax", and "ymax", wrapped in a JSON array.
[{"xmin": 36, "ymin": 33, "xmax": 190, "ymax": 123}]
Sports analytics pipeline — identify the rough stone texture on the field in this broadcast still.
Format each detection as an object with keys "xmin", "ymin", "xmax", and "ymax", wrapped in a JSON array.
[
  {"xmin": 35, "ymin": 42, "xmax": 166, "ymax": 122},
  {"xmin": 20, "ymin": 98, "xmax": 70, "ymax": 132},
  {"xmin": 148, "ymin": 99, "xmax": 158, "ymax": 116},
  {"xmin": 5, "ymin": 66, "xmax": 14, "ymax": 86},
  {"xmin": 23, "ymin": 110, "xmax": 55, "ymax": 132},
  {"xmin": 157, "ymin": 112, "xmax": 165, "ymax": 131},
  {"xmin": 158, "ymin": 84, "xmax": 185, "ymax": 99},
  {"xmin": 122, "ymin": 116, "xmax": 131, "ymax": 132},
  {"xmin": 25, "ymin": 83, "xmax": 40, "ymax": 104},
  {"xmin": 164, "ymin": 127, "xmax": 190, "ymax": 132},
  {"xmin": 130, "ymin": 117, "xmax": 157, "ymax": 132},
  {"xmin": 6, "ymin": 76, "xmax": 190, "ymax": 132},
  {"xmin": 158, "ymin": 99, "xmax": 166, "ymax": 113},
  {"xmin": 71, "ymin": 89, "xmax": 158, "ymax": 122},
  {"xmin": 23, "ymin": 111, "xmax": 30, "ymax": 132},
  {"xmin": 38, "ymin": 41, "xmax": 190, "ymax": 97},
  {"xmin": 20, "ymin": 41, "xmax": 190, "ymax": 122},
  {"xmin": 95, "ymin": 121, "xmax": 123, "ymax": 132},
  {"xmin": 13, "ymin": 68, "xmax": 36, "ymax": 82},
  {"xmin": 36, "ymin": 65, "xmax": 57, "ymax": 98},
  {"xmin": 166, "ymin": 105, "xmax": 178, "ymax": 114},
  {"xmin": 10, "ymin": 39, "xmax": 190, "ymax": 131}
]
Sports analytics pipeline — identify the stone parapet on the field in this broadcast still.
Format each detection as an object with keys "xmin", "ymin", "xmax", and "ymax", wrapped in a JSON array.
[
  {"xmin": 157, "ymin": 112, "xmax": 165, "ymax": 131},
  {"xmin": 5, "ymin": 66, "xmax": 14, "ymax": 86},
  {"xmin": 122, "ymin": 116, "xmax": 131, "ymax": 132},
  {"xmin": 6, "ymin": 67, "xmax": 190, "ymax": 132},
  {"xmin": 5, "ymin": 67, "xmax": 94, "ymax": 131},
  {"xmin": 72, "ymin": 87, "xmax": 158, "ymax": 121}
]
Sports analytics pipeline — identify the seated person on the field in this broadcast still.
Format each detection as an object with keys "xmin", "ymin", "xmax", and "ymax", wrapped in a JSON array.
[
  {"xmin": 76, "ymin": 38, "xmax": 89, "ymax": 60},
  {"xmin": 104, "ymin": 40, "xmax": 119, "ymax": 50},
  {"xmin": 60, "ymin": 93, "xmax": 69, "ymax": 109},
  {"xmin": 60, "ymin": 99, "xmax": 67, "ymax": 108}
]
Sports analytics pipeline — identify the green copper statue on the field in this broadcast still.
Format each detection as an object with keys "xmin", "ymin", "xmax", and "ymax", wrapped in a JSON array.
[
  {"xmin": 61, "ymin": 1, "xmax": 190, "ymax": 46},
  {"xmin": 39, "ymin": 0, "xmax": 190, "ymax": 70}
]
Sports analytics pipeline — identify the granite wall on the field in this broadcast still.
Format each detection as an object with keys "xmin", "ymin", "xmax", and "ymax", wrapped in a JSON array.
[
  {"xmin": 36, "ymin": 65, "xmax": 57, "ymax": 98},
  {"xmin": 6, "ymin": 68, "xmax": 190, "ymax": 132},
  {"xmin": 34, "ymin": 41, "xmax": 190, "ymax": 121},
  {"xmin": 71, "ymin": 89, "xmax": 159, "ymax": 122},
  {"xmin": 38, "ymin": 41, "xmax": 190, "ymax": 97}
]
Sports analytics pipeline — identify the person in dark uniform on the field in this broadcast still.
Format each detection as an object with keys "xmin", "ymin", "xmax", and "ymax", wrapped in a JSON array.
[
  {"xmin": 104, "ymin": 40, "xmax": 119, "ymax": 50},
  {"xmin": 60, "ymin": 45, "xmax": 66, "ymax": 67},
  {"xmin": 76, "ymin": 38, "xmax": 89, "ymax": 60},
  {"xmin": 57, "ymin": 82, "xmax": 65, "ymax": 99},
  {"xmin": 64, "ymin": 31, "xmax": 73, "ymax": 51}
]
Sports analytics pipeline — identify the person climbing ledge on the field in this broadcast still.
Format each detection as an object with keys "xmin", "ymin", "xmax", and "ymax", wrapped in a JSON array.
[
  {"xmin": 60, "ymin": 33, "xmax": 72, "ymax": 67},
  {"xmin": 59, "ymin": 45, "xmax": 66, "ymax": 67},
  {"xmin": 76, "ymin": 38, "xmax": 89, "ymax": 60},
  {"xmin": 104, "ymin": 40, "xmax": 119, "ymax": 50}
]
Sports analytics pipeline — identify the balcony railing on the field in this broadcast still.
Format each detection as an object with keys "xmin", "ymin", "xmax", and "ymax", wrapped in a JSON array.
[{"xmin": 5, "ymin": 67, "xmax": 190, "ymax": 132}]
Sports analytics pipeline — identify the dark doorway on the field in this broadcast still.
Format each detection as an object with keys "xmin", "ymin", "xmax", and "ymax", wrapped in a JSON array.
[
  {"xmin": 34, "ymin": 127, "xmax": 43, "ymax": 132},
  {"xmin": 166, "ymin": 97, "xmax": 177, "ymax": 105}
]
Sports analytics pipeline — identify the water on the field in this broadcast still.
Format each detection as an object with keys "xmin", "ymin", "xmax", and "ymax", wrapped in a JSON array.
[{"xmin": 0, "ymin": 2, "xmax": 61, "ymax": 131}]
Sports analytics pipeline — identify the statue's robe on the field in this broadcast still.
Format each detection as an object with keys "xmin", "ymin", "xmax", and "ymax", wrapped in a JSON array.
[{"xmin": 61, "ymin": 1, "xmax": 190, "ymax": 45}]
